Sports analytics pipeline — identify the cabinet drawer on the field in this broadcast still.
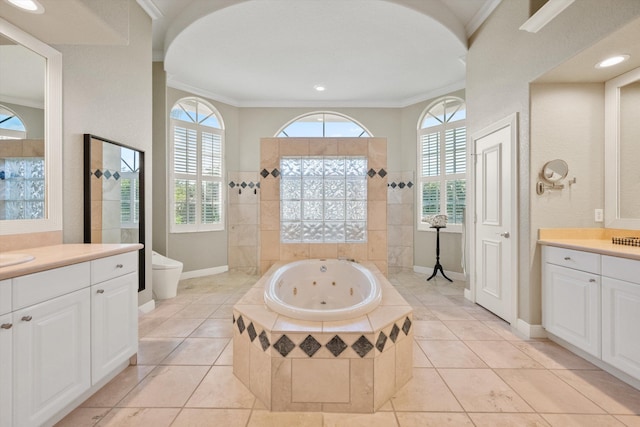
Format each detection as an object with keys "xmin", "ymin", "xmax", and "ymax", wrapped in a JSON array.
[
  {"xmin": 602, "ymin": 255, "xmax": 640, "ymax": 284},
  {"xmin": 0, "ymin": 280, "xmax": 10, "ymax": 316},
  {"xmin": 91, "ymin": 252, "xmax": 137, "ymax": 284},
  {"xmin": 543, "ymin": 246, "xmax": 601, "ymax": 274},
  {"xmin": 13, "ymin": 263, "xmax": 90, "ymax": 310}
]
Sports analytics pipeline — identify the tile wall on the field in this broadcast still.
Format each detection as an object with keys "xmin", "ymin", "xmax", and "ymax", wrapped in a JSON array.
[
  {"xmin": 227, "ymin": 172, "xmax": 260, "ymax": 274},
  {"xmin": 387, "ymin": 171, "xmax": 414, "ymax": 273}
]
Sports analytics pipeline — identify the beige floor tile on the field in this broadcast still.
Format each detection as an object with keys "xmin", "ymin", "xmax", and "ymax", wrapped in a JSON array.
[
  {"xmin": 442, "ymin": 320, "xmax": 503, "ymax": 340},
  {"xmin": 416, "ymin": 293, "xmax": 456, "ymax": 306},
  {"xmin": 171, "ymin": 409, "xmax": 251, "ymax": 427},
  {"xmin": 464, "ymin": 341, "xmax": 544, "ymax": 369},
  {"xmin": 391, "ymin": 368, "xmax": 463, "ymax": 412},
  {"xmin": 541, "ymin": 414, "xmax": 627, "ymax": 427},
  {"xmin": 411, "ymin": 321, "xmax": 459, "ymax": 340},
  {"xmin": 395, "ymin": 412, "xmax": 474, "ymax": 426},
  {"xmin": 496, "ymin": 369, "xmax": 605, "ymax": 413},
  {"xmin": 81, "ymin": 365, "xmax": 156, "ymax": 407},
  {"xmin": 551, "ymin": 369, "xmax": 640, "ymax": 414},
  {"xmin": 417, "ymin": 340, "xmax": 487, "ymax": 368},
  {"xmin": 54, "ymin": 407, "xmax": 110, "ymax": 427},
  {"xmin": 616, "ymin": 415, "xmax": 640, "ymax": 427},
  {"xmin": 247, "ymin": 410, "xmax": 323, "ymax": 427},
  {"xmin": 196, "ymin": 293, "xmax": 235, "ymax": 305},
  {"xmin": 117, "ymin": 366, "xmax": 209, "ymax": 408},
  {"xmin": 161, "ymin": 338, "xmax": 229, "ymax": 365},
  {"xmin": 439, "ymin": 368, "xmax": 533, "ymax": 413},
  {"xmin": 323, "ymin": 411, "xmax": 399, "ymax": 427},
  {"xmin": 145, "ymin": 318, "xmax": 205, "ymax": 338},
  {"xmin": 462, "ymin": 306, "xmax": 502, "ymax": 321},
  {"xmin": 210, "ymin": 304, "xmax": 235, "ymax": 319},
  {"xmin": 186, "ymin": 366, "xmax": 256, "ymax": 409},
  {"xmin": 482, "ymin": 320, "xmax": 529, "ymax": 341},
  {"xmin": 138, "ymin": 316, "xmax": 167, "ymax": 338},
  {"xmin": 512, "ymin": 341, "xmax": 596, "ymax": 369},
  {"xmin": 136, "ymin": 337, "xmax": 184, "ymax": 365},
  {"xmin": 468, "ymin": 413, "xmax": 551, "ymax": 427},
  {"xmin": 95, "ymin": 408, "xmax": 180, "ymax": 426},
  {"xmin": 173, "ymin": 304, "xmax": 219, "ymax": 318},
  {"xmin": 429, "ymin": 306, "xmax": 476, "ymax": 321},
  {"xmin": 190, "ymin": 318, "xmax": 234, "ymax": 338},
  {"xmin": 410, "ymin": 306, "xmax": 438, "ymax": 321},
  {"xmin": 143, "ymin": 303, "xmax": 187, "ymax": 318},
  {"xmin": 413, "ymin": 340, "xmax": 433, "ymax": 367},
  {"xmin": 215, "ymin": 340, "xmax": 234, "ymax": 365},
  {"xmin": 377, "ymin": 401, "xmax": 394, "ymax": 411}
]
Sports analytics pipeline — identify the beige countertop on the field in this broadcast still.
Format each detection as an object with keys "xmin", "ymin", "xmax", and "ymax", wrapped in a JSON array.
[
  {"xmin": 0, "ymin": 243, "xmax": 143, "ymax": 280},
  {"xmin": 538, "ymin": 228, "xmax": 640, "ymax": 261}
]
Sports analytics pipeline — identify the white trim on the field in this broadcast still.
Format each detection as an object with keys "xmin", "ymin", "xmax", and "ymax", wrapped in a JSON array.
[
  {"xmin": 463, "ymin": 288, "xmax": 472, "ymax": 301},
  {"xmin": 466, "ymin": 0, "xmax": 502, "ymax": 37},
  {"xmin": 136, "ymin": 0, "xmax": 164, "ymax": 20},
  {"xmin": 469, "ymin": 113, "xmax": 519, "ymax": 326},
  {"xmin": 413, "ymin": 265, "xmax": 466, "ymax": 282},
  {"xmin": 516, "ymin": 319, "xmax": 547, "ymax": 339},
  {"xmin": 519, "ymin": 0, "xmax": 575, "ymax": 33},
  {"xmin": 0, "ymin": 18, "xmax": 62, "ymax": 236},
  {"xmin": 180, "ymin": 265, "xmax": 229, "ymax": 280},
  {"xmin": 137, "ymin": 299, "xmax": 156, "ymax": 314}
]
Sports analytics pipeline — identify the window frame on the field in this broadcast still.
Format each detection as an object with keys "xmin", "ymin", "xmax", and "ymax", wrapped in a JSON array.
[
  {"xmin": 416, "ymin": 96, "xmax": 466, "ymax": 233},
  {"xmin": 169, "ymin": 97, "xmax": 225, "ymax": 233},
  {"xmin": 275, "ymin": 111, "xmax": 372, "ymax": 138}
]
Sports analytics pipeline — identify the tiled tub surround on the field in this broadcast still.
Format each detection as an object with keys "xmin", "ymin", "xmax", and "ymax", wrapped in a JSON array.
[
  {"xmin": 387, "ymin": 171, "xmax": 414, "ymax": 273},
  {"xmin": 232, "ymin": 262, "xmax": 413, "ymax": 412},
  {"xmin": 260, "ymin": 138, "xmax": 388, "ymax": 276},
  {"xmin": 228, "ymin": 171, "xmax": 260, "ymax": 274}
]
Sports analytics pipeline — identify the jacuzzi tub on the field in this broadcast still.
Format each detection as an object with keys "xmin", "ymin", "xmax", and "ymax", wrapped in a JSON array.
[{"xmin": 264, "ymin": 259, "xmax": 382, "ymax": 321}]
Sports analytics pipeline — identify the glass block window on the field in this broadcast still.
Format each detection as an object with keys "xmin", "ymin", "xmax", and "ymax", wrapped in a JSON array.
[
  {"xmin": 418, "ymin": 96, "xmax": 466, "ymax": 231},
  {"xmin": 276, "ymin": 112, "xmax": 371, "ymax": 138},
  {"xmin": 281, "ymin": 156, "xmax": 367, "ymax": 243},
  {"xmin": 0, "ymin": 157, "xmax": 45, "ymax": 220},
  {"xmin": 169, "ymin": 97, "xmax": 224, "ymax": 232}
]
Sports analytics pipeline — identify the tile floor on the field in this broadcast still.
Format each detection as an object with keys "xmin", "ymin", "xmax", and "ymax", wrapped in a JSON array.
[{"xmin": 57, "ymin": 270, "xmax": 640, "ymax": 427}]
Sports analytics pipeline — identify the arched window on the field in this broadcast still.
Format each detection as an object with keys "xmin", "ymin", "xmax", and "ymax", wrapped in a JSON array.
[
  {"xmin": 417, "ymin": 96, "xmax": 466, "ymax": 231},
  {"xmin": 276, "ymin": 112, "xmax": 371, "ymax": 137},
  {"xmin": 0, "ymin": 105, "xmax": 27, "ymax": 139},
  {"xmin": 169, "ymin": 97, "xmax": 224, "ymax": 232}
]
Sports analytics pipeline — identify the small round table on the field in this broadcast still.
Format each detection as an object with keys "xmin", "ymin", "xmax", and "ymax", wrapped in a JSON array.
[{"xmin": 426, "ymin": 225, "xmax": 453, "ymax": 282}]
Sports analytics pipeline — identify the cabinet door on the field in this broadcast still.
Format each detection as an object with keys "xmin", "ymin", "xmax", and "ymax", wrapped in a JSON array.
[
  {"xmin": 543, "ymin": 263, "xmax": 600, "ymax": 357},
  {"xmin": 91, "ymin": 272, "xmax": 138, "ymax": 383},
  {"xmin": 0, "ymin": 314, "xmax": 12, "ymax": 427},
  {"xmin": 13, "ymin": 288, "xmax": 90, "ymax": 427},
  {"xmin": 602, "ymin": 277, "xmax": 640, "ymax": 379}
]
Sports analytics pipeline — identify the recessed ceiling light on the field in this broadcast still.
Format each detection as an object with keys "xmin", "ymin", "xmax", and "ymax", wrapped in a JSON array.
[
  {"xmin": 4, "ymin": 0, "xmax": 44, "ymax": 13},
  {"xmin": 313, "ymin": 85, "xmax": 326, "ymax": 92},
  {"xmin": 595, "ymin": 54, "xmax": 630, "ymax": 69}
]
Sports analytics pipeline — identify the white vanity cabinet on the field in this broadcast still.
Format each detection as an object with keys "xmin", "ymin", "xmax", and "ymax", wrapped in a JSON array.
[
  {"xmin": 542, "ymin": 246, "xmax": 601, "ymax": 357},
  {"xmin": 90, "ymin": 252, "xmax": 138, "ymax": 383},
  {"xmin": 0, "ymin": 280, "xmax": 11, "ymax": 427},
  {"xmin": 12, "ymin": 264, "xmax": 91, "ymax": 427},
  {"xmin": 601, "ymin": 255, "xmax": 640, "ymax": 379}
]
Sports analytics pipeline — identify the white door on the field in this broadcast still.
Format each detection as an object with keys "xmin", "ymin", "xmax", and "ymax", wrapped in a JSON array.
[{"xmin": 473, "ymin": 115, "xmax": 517, "ymax": 322}]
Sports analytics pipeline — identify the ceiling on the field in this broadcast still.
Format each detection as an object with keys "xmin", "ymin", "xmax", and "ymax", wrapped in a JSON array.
[{"xmin": 143, "ymin": 0, "xmax": 501, "ymax": 108}]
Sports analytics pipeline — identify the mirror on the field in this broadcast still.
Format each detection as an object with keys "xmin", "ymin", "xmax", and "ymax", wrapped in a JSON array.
[
  {"xmin": 541, "ymin": 159, "xmax": 569, "ymax": 183},
  {"xmin": 0, "ymin": 18, "xmax": 62, "ymax": 235},
  {"xmin": 605, "ymin": 66, "xmax": 640, "ymax": 229},
  {"xmin": 84, "ymin": 134, "xmax": 145, "ymax": 291}
]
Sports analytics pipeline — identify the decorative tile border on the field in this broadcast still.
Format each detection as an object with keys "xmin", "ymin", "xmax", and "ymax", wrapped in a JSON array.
[
  {"xmin": 387, "ymin": 181, "xmax": 413, "ymax": 189},
  {"xmin": 260, "ymin": 167, "xmax": 387, "ymax": 179},
  {"xmin": 91, "ymin": 169, "xmax": 121, "ymax": 180}
]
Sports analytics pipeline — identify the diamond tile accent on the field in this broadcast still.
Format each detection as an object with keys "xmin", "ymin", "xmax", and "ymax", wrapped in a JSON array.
[
  {"xmin": 113, "ymin": 171, "xmax": 120, "ymax": 180},
  {"xmin": 376, "ymin": 331, "xmax": 388, "ymax": 353},
  {"xmin": 407, "ymin": 181, "xmax": 413, "ymax": 188},
  {"xmin": 325, "ymin": 335, "xmax": 348, "ymax": 357},
  {"xmin": 256, "ymin": 182, "xmax": 260, "ymax": 188},
  {"xmin": 103, "ymin": 170, "xmax": 112, "ymax": 179},
  {"xmin": 271, "ymin": 168, "xmax": 280, "ymax": 178},
  {"xmin": 247, "ymin": 322, "xmax": 257, "ymax": 342},
  {"xmin": 260, "ymin": 169, "xmax": 270, "ymax": 178},
  {"xmin": 94, "ymin": 169, "xmax": 103, "ymax": 178},
  {"xmin": 398, "ymin": 182, "xmax": 405, "ymax": 189},
  {"xmin": 300, "ymin": 335, "xmax": 322, "ymax": 357},
  {"xmin": 378, "ymin": 168, "xmax": 387, "ymax": 178},
  {"xmin": 389, "ymin": 324, "xmax": 400, "ymax": 343},
  {"xmin": 390, "ymin": 182, "xmax": 397, "ymax": 189},
  {"xmin": 274, "ymin": 335, "xmax": 295, "ymax": 357},
  {"xmin": 232, "ymin": 314, "xmax": 236, "ymax": 324},
  {"xmin": 259, "ymin": 330, "xmax": 270, "ymax": 351},
  {"xmin": 237, "ymin": 316, "xmax": 246, "ymax": 334},
  {"xmin": 241, "ymin": 181, "xmax": 247, "ymax": 188},
  {"xmin": 367, "ymin": 168, "xmax": 376, "ymax": 178},
  {"xmin": 229, "ymin": 181, "xmax": 236, "ymax": 188},
  {"xmin": 248, "ymin": 182, "xmax": 255, "ymax": 188},
  {"xmin": 402, "ymin": 317, "xmax": 412, "ymax": 335},
  {"xmin": 352, "ymin": 335, "xmax": 374, "ymax": 358}
]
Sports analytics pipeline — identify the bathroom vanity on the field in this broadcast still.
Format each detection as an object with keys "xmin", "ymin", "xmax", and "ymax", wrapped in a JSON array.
[
  {"xmin": 0, "ymin": 243, "xmax": 142, "ymax": 427},
  {"xmin": 540, "ymin": 230, "xmax": 640, "ymax": 389}
]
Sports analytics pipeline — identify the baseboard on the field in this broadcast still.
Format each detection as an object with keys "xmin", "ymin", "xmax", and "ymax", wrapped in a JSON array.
[
  {"xmin": 413, "ymin": 265, "xmax": 467, "ymax": 282},
  {"xmin": 138, "ymin": 299, "xmax": 155, "ymax": 314},
  {"xmin": 464, "ymin": 288, "xmax": 472, "ymax": 301},
  {"xmin": 180, "ymin": 265, "xmax": 229, "ymax": 280},
  {"xmin": 516, "ymin": 318, "xmax": 547, "ymax": 339}
]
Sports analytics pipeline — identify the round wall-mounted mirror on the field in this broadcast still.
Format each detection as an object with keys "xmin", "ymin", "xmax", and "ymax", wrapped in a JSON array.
[{"xmin": 541, "ymin": 159, "xmax": 568, "ymax": 183}]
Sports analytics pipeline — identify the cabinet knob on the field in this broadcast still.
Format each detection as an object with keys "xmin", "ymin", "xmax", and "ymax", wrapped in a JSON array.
[
  {"xmin": 116, "ymin": 264, "xmax": 124, "ymax": 269},
  {"xmin": 564, "ymin": 256, "xmax": 571, "ymax": 260},
  {"xmin": 21, "ymin": 316, "xmax": 32, "ymax": 322},
  {"xmin": 1, "ymin": 323, "xmax": 12, "ymax": 329},
  {"xmin": 96, "ymin": 289, "xmax": 105, "ymax": 294}
]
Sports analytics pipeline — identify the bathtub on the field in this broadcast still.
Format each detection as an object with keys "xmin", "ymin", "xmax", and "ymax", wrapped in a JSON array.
[{"xmin": 264, "ymin": 259, "xmax": 382, "ymax": 321}]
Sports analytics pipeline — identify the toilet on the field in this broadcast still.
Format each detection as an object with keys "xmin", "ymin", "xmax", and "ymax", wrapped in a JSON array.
[{"xmin": 152, "ymin": 251, "xmax": 183, "ymax": 299}]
